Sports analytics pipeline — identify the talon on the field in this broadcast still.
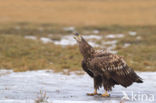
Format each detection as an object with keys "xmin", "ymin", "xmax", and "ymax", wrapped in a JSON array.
[
  {"xmin": 101, "ymin": 91, "xmax": 110, "ymax": 97},
  {"xmin": 87, "ymin": 89, "xmax": 99, "ymax": 96},
  {"xmin": 87, "ymin": 93, "xmax": 97, "ymax": 96},
  {"xmin": 101, "ymin": 93, "xmax": 110, "ymax": 97}
]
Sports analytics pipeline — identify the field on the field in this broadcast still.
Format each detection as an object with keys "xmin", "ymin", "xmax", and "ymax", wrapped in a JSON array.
[
  {"xmin": 0, "ymin": 24, "xmax": 156, "ymax": 72},
  {"xmin": 0, "ymin": 0, "xmax": 156, "ymax": 72}
]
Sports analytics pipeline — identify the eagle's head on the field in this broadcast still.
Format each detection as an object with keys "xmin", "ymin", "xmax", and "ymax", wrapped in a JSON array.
[
  {"xmin": 73, "ymin": 32, "xmax": 95, "ymax": 58},
  {"xmin": 73, "ymin": 32, "xmax": 82, "ymax": 43}
]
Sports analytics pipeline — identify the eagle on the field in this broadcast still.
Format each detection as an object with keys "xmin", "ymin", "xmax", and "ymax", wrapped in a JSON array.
[{"xmin": 73, "ymin": 33, "xmax": 143, "ymax": 97}]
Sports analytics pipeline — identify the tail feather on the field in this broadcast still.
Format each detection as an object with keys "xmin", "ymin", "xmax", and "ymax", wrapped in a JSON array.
[{"xmin": 136, "ymin": 77, "xmax": 143, "ymax": 83}]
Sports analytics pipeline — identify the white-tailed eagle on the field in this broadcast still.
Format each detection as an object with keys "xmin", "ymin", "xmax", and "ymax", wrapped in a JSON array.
[{"xmin": 74, "ymin": 33, "xmax": 143, "ymax": 97}]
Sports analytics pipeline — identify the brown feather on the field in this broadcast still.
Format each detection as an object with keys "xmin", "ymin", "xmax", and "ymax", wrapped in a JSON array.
[{"xmin": 76, "ymin": 35, "xmax": 143, "ymax": 91}]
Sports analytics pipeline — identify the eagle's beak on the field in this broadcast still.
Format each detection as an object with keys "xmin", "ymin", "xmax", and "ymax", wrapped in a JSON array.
[{"xmin": 73, "ymin": 32, "xmax": 81, "ymax": 42}]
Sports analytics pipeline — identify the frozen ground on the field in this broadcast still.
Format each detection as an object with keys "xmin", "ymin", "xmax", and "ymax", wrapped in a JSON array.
[{"xmin": 0, "ymin": 70, "xmax": 155, "ymax": 103}]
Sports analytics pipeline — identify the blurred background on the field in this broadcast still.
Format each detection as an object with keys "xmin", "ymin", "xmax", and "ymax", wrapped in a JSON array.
[{"xmin": 0, "ymin": 0, "xmax": 156, "ymax": 72}]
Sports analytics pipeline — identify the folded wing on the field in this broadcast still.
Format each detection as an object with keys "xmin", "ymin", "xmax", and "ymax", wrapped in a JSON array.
[{"xmin": 90, "ymin": 53, "xmax": 143, "ymax": 87}]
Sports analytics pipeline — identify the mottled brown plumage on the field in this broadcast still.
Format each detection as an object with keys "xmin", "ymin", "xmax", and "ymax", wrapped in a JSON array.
[{"xmin": 74, "ymin": 33, "xmax": 143, "ymax": 96}]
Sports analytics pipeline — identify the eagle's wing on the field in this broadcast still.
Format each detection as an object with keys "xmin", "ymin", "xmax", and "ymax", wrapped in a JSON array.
[
  {"xmin": 90, "ymin": 53, "xmax": 143, "ymax": 87},
  {"xmin": 82, "ymin": 60, "xmax": 94, "ymax": 77}
]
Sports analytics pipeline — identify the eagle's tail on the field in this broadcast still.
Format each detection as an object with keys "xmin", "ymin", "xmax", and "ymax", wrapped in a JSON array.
[
  {"xmin": 132, "ymin": 71, "xmax": 143, "ymax": 83},
  {"xmin": 136, "ymin": 77, "xmax": 143, "ymax": 83}
]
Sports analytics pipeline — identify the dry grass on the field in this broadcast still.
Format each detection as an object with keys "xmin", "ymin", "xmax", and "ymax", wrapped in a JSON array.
[
  {"xmin": 35, "ymin": 90, "xmax": 49, "ymax": 103},
  {"xmin": 0, "ymin": 23, "xmax": 155, "ymax": 72},
  {"xmin": 115, "ymin": 26, "xmax": 156, "ymax": 71},
  {"xmin": 0, "ymin": 0, "xmax": 156, "ymax": 26},
  {"xmin": 0, "ymin": 33, "xmax": 81, "ymax": 72}
]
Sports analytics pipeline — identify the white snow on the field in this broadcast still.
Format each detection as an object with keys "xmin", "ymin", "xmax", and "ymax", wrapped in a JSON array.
[
  {"xmin": 40, "ymin": 37, "xmax": 53, "ymax": 43},
  {"xmin": 25, "ymin": 35, "xmax": 102, "ymax": 47},
  {"xmin": 83, "ymin": 35, "xmax": 102, "ymax": 40},
  {"xmin": 53, "ymin": 35, "xmax": 101, "ymax": 47},
  {"xmin": 102, "ymin": 40, "xmax": 118, "ymax": 45},
  {"xmin": 102, "ymin": 40, "xmax": 118, "ymax": 54},
  {"xmin": 54, "ymin": 35, "xmax": 76, "ymax": 46},
  {"xmin": 106, "ymin": 44, "xmax": 117, "ymax": 54},
  {"xmin": 88, "ymin": 42, "xmax": 100, "ymax": 47},
  {"xmin": 128, "ymin": 31, "xmax": 137, "ymax": 36},
  {"xmin": 105, "ymin": 34, "xmax": 124, "ymax": 39},
  {"xmin": 0, "ymin": 70, "xmax": 155, "ymax": 103},
  {"xmin": 25, "ymin": 36, "xmax": 37, "ymax": 40}
]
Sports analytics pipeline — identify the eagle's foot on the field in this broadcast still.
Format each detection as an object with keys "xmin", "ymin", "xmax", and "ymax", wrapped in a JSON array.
[
  {"xmin": 101, "ymin": 93, "xmax": 110, "ymax": 97},
  {"xmin": 87, "ymin": 93, "xmax": 101, "ymax": 96},
  {"xmin": 87, "ymin": 90, "xmax": 100, "ymax": 96},
  {"xmin": 87, "ymin": 93, "xmax": 97, "ymax": 96}
]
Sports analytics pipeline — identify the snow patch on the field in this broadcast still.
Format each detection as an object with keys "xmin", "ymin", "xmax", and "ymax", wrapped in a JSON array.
[
  {"xmin": 25, "ymin": 36, "xmax": 37, "ymax": 40},
  {"xmin": 102, "ymin": 40, "xmax": 118, "ymax": 45},
  {"xmin": 54, "ymin": 35, "xmax": 76, "ymax": 46},
  {"xmin": 105, "ymin": 34, "xmax": 124, "ymax": 39},
  {"xmin": 88, "ymin": 42, "xmax": 100, "ymax": 47},
  {"xmin": 128, "ymin": 31, "xmax": 137, "ymax": 36},
  {"xmin": 102, "ymin": 40, "xmax": 118, "ymax": 54},
  {"xmin": 107, "ymin": 44, "xmax": 117, "ymax": 54},
  {"xmin": 53, "ymin": 35, "xmax": 101, "ymax": 47},
  {"xmin": 40, "ymin": 37, "xmax": 53, "ymax": 43},
  {"xmin": 25, "ymin": 35, "xmax": 102, "ymax": 47},
  {"xmin": 83, "ymin": 35, "xmax": 102, "ymax": 40}
]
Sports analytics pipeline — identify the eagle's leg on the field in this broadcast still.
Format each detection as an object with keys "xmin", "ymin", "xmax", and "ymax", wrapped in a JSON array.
[
  {"xmin": 87, "ymin": 89, "xmax": 97, "ymax": 96},
  {"xmin": 87, "ymin": 78, "xmax": 98, "ymax": 96},
  {"xmin": 87, "ymin": 76, "xmax": 102, "ymax": 96},
  {"xmin": 101, "ymin": 90, "xmax": 110, "ymax": 97}
]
